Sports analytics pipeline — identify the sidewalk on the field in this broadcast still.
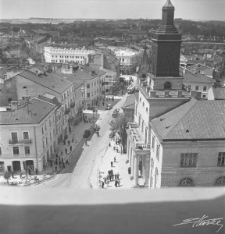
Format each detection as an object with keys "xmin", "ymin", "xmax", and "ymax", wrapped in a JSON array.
[{"xmin": 92, "ymin": 139, "xmax": 133, "ymax": 189}]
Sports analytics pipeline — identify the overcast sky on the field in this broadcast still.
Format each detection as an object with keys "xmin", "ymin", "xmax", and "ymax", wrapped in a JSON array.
[{"xmin": 0, "ymin": 0, "xmax": 224, "ymax": 21}]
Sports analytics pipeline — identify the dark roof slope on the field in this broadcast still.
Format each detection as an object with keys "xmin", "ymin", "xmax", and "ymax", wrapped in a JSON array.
[
  {"xmin": 19, "ymin": 70, "xmax": 72, "ymax": 94},
  {"xmin": 151, "ymin": 98, "xmax": 225, "ymax": 141},
  {"xmin": 0, "ymin": 98, "xmax": 56, "ymax": 125}
]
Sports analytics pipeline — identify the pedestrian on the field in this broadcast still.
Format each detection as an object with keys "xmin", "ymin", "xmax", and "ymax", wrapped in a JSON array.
[
  {"xmin": 117, "ymin": 173, "xmax": 120, "ymax": 180},
  {"xmin": 66, "ymin": 159, "xmax": 70, "ymax": 165},
  {"xmin": 111, "ymin": 161, "xmax": 113, "ymax": 167},
  {"xmin": 11, "ymin": 171, "xmax": 15, "ymax": 179},
  {"xmin": 65, "ymin": 148, "xmax": 67, "ymax": 154},
  {"xmin": 114, "ymin": 156, "xmax": 116, "ymax": 163},
  {"xmin": 102, "ymin": 181, "xmax": 104, "ymax": 188},
  {"xmin": 115, "ymin": 180, "xmax": 118, "ymax": 187},
  {"xmin": 63, "ymin": 161, "xmax": 66, "ymax": 168},
  {"xmin": 109, "ymin": 142, "xmax": 111, "ymax": 147},
  {"xmin": 70, "ymin": 145, "xmax": 72, "ymax": 152},
  {"xmin": 116, "ymin": 147, "xmax": 119, "ymax": 153}
]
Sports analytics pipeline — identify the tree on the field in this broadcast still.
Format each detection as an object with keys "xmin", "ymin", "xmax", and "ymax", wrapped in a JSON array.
[{"xmin": 109, "ymin": 113, "xmax": 129, "ymax": 153}]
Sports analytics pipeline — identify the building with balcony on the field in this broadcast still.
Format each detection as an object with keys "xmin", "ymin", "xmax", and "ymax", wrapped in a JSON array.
[
  {"xmin": 126, "ymin": 0, "xmax": 203, "ymax": 188},
  {"xmin": 0, "ymin": 98, "xmax": 57, "ymax": 173},
  {"xmin": 44, "ymin": 46, "xmax": 95, "ymax": 64}
]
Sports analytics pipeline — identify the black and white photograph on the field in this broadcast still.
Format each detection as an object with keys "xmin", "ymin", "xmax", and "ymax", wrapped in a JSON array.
[{"xmin": 0, "ymin": 0, "xmax": 224, "ymax": 233}]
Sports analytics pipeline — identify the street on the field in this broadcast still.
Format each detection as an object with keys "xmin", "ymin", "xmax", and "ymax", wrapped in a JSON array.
[{"xmin": 40, "ymin": 94, "xmax": 128, "ymax": 188}]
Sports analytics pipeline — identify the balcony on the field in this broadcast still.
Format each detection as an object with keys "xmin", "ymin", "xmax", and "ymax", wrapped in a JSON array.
[
  {"xmin": 135, "ymin": 143, "xmax": 151, "ymax": 156},
  {"xmin": 9, "ymin": 139, "xmax": 32, "ymax": 144}
]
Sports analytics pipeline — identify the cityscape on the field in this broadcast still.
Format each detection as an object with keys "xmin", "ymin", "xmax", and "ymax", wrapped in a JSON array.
[{"xmin": 0, "ymin": 0, "xmax": 224, "ymax": 234}]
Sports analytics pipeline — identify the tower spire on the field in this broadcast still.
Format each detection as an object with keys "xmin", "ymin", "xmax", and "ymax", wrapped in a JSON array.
[{"xmin": 163, "ymin": 0, "xmax": 174, "ymax": 9}]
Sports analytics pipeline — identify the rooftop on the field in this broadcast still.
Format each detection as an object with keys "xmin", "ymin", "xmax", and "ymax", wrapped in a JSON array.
[
  {"xmin": 0, "ymin": 98, "xmax": 56, "ymax": 125},
  {"xmin": 151, "ymin": 98, "xmax": 225, "ymax": 141},
  {"xmin": 122, "ymin": 93, "xmax": 138, "ymax": 110},
  {"xmin": 213, "ymin": 87, "xmax": 225, "ymax": 100},
  {"xmin": 18, "ymin": 69, "xmax": 73, "ymax": 94},
  {"xmin": 183, "ymin": 70, "xmax": 214, "ymax": 84}
]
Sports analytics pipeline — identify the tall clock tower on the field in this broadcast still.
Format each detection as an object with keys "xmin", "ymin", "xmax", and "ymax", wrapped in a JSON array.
[{"xmin": 151, "ymin": 0, "xmax": 182, "ymax": 81}]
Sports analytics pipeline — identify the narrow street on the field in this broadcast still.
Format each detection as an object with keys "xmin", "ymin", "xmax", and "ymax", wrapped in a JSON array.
[{"xmin": 40, "ymin": 94, "xmax": 128, "ymax": 188}]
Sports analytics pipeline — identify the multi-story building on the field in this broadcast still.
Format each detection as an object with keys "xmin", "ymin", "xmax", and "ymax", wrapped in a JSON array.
[
  {"xmin": 126, "ymin": 0, "xmax": 202, "ymax": 188},
  {"xmin": 150, "ymin": 99, "xmax": 225, "ymax": 187},
  {"xmin": 99, "ymin": 67, "xmax": 117, "ymax": 95},
  {"xmin": 0, "ymin": 97, "xmax": 57, "ymax": 173},
  {"xmin": 182, "ymin": 69, "xmax": 214, "ymax": 99},
  {"xmin": 59, "ymin": 64, "xmax": 105, "ymax": 109},
  {"xmin": 44, "ymin": 46, "xmax": 95, "ymax": 64},
  {"xmin": 108, "ymin": 46, "xmax": 141, "ymax": 74},
  {"xmin": 14, "ymin": 66, "xmax": 75, "ymax": 144}
]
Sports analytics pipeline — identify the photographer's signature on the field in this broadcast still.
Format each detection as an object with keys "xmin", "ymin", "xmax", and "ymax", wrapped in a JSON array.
[{"xmin": 173, "ymin": 215, "xmax": 224, "ymax": 233}]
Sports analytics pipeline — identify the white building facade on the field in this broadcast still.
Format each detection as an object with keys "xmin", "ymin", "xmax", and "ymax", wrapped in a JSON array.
[{"xmin": 44, "ymin": 47, "xmax": 95, "ymax": 64}]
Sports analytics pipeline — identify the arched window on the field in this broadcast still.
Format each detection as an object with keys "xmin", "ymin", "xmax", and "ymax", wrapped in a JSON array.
[
  {"xmin": 164, "ymin": 81, "xmax": 172, "ymax": 90},
  {"xmin": 215, "ymin": 176, "xmax": 225, "ymax": 186},
  {"xmin": 178, "ymin": 177, "xmax": 194, "ymax": 187}
]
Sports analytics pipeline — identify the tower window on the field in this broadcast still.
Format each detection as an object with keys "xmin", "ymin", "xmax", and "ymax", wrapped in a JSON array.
[{"xmin": 164, "ymin": 81, "xmax": 172, "ymax": 90}]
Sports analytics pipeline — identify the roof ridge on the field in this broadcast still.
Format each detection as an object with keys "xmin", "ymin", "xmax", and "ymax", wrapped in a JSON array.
[{"xmin": 161, "ymin": 98, "xmax": 198, "ymax": 139}]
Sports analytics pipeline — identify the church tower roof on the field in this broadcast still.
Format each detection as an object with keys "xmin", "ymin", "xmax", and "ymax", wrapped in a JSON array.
[{"xmin": 163, "ymin": 0, "xmax": 174, "ymax": 9}]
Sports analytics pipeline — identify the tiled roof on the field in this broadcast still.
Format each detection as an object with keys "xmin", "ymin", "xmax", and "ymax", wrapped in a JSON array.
[
  {"xmin": 151, "ymin": 98, "xmax": 225, "ymax": 141},
  {"xmin": 0, "ymin": 98, "xmax": 56, "ymax": 125},
  {"xmin": 183, "ymin": 70, "xmax": 214, "ymax": 84},
  {"xmin": 19, "ymin": 70, "xmax": 73, "ymax": 94}
]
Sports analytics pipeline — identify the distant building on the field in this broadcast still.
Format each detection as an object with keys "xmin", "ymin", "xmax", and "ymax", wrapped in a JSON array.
[
  {"xmin": 182, "ymin": 69, "xmax": 214, "ymax": 99},
  {"xmin": 121, "ymin": 93, "xmax": 138, "ymax": 122},
  {"xmin": 44, "ymin": 46, "xmax": 95, "ymax": 64}
]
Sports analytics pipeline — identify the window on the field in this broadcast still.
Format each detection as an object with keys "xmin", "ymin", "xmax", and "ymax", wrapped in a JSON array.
[
  {"xmin": 11, "ymin": 132, "xmax": 18, "ymax": 143},
  {"xmin": 178, "ymin": 178, "xmax": 194, "ymax": 186},
  {"xmin": 87, "ymin": 84, "xmax": 90, "ymax": 89},
  {"xmin": 13, "ymin": 147, "xmax": 19, "ymax": 155},
  {"xmin": 152, "ymin": 136, "xmax": 155, "ymax": 150},
  {"xmin": 203, "ymin": 86, "xmax": 207, "ymax": 92},
  {"xmin": 164, "ymin": 81, "xmax": 172, "ymax": 90},
  {"xmin": 23, "ymin": 132, "xmax": 29, "ymax": 139},
  {"xmin": 87, "ymin": 93, "xmax": 90, "ymax": 98},
  {"xmin": 156, "ymin": 145, "xmax": 160, "ymax": 160},
  {"xmin": 180, "ymin": 153, "xmax": 198, "ymax": 167},
  {"xmin": 195, "ymin": 86, "xmax": 199, "ymax": 91},
  {"xmin": 218, "ymin": 152, "xmax": 225, "ymax": 166},
  {"xmin": 25, "ymin": 146, "xmax": 30, "ymax": 155}
]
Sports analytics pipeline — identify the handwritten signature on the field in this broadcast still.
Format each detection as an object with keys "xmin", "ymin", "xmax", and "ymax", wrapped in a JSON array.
[{"xmin": 173, "ymin": 215, "xmax": 224, "ymax": 233}]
